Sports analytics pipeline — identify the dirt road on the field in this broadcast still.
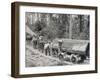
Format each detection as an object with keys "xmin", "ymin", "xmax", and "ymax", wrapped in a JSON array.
[{"xmin": 25, "ymin": 45, "xmax": 73, "ymax": 67}]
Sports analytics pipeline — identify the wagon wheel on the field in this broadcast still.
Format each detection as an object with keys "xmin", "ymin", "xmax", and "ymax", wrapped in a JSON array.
[
  {"xmin": 70, "ymin": 54, "xmax": 78, "ymax": 63},
  {"xmin": 59, "ymin": 54, "xmax": 63, "ymax": 60},
  {"xmin": 78, "ymin": 55, "xmax": 86, "ymax": 63}
]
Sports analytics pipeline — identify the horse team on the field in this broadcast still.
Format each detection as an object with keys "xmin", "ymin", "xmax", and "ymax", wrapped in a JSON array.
[{"xmin": 32, "ymin": 35, "xmax": 63, "ymax": 57}]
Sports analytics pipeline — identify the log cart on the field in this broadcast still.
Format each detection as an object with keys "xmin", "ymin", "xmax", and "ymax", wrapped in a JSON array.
[{"xmin": 56, "ymin": 39, "xmax": 90, "ymax": 64}]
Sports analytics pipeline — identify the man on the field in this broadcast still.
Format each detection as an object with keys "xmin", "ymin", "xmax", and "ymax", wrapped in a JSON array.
[
  {"xmin": 44, "ymin": 41, "xmax": 51, "ymax": 56},
  {"xmin": 38, "ymin": 36, "xmax": 45, "ymax": 53},
  {"xmin": 32, "ymin": 35, "xmax": 38, "ymax": 49},
  {"xmin": 58, "ymin": 39, "xmax": 63, "ymax": 52}
]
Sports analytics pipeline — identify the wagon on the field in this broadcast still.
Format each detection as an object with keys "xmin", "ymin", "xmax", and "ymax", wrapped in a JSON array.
[{"xmin": 58, "ymin": 39, "xmax": 89, "ymax": 63}]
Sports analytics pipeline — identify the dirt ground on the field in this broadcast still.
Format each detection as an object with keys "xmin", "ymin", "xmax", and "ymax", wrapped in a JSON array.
[
  {"xmin": 25, "ymin": 41, "xmax": 89, "ymax": 67},
  {"xmin": 25, "ymin": 46, "xmax": 72, "ymax": 67}
]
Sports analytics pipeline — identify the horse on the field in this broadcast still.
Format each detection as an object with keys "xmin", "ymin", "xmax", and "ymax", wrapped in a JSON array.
[{"xmin": 44, "ymin": 40, "xmax": 63, "ymax": 57}]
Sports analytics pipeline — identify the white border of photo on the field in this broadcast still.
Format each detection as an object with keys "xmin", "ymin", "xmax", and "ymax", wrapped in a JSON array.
[{"xmin": 19, "ymin": 6, "xmax": 95, "ymax": 75}]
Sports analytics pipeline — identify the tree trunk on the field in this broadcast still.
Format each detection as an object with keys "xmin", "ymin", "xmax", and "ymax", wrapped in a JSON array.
[{"xmin": 69, "ymin": 15, "xmax": 72, "ymax": 39}]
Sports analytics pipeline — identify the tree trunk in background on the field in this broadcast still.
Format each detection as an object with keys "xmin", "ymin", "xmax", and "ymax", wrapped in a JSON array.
[{"xmin": 69, "ymin": 15, "xmax": 72, "ymax": 39}]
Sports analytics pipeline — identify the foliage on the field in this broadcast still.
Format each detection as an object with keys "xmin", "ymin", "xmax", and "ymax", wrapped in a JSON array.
[{"xmin": 26, "ymin": 12, "xmax": 90, "ymax": 40}]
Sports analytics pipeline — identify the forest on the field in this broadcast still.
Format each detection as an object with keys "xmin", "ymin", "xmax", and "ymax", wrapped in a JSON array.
[{"xmin": 25, "ymin": 12, "xmax": 90, "ymax": 41}]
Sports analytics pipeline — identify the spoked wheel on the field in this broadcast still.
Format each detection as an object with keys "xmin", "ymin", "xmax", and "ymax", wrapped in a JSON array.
[
  {"xmin": 70, "ymin": 54, "xmax": 78, "ymax": 63},
  {"xmin": 59, "ymin": 54, "xmax": 63, "ymax": 60},
  {"xmin": 78, "ymin": 55, "xmax": 86, "ymax": 63}
]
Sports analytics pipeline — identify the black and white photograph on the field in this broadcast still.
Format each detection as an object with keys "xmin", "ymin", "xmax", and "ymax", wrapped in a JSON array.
[
  {"xmin": 25, "ymin": 12, "xmax": 90, "ymax": 67},
  {"xmin": 11, "ymin": 2, "xmax": 97, "ymax": 77}
]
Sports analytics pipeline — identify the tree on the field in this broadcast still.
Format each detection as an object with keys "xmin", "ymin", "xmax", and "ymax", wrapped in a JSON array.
[
  {"xmin": 34, "ymin": 20, "xmax": 46, "ymax": 34},
  {"xmin": 26, "ymin": 12, "xmax": 90, "ymax": 40}
]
